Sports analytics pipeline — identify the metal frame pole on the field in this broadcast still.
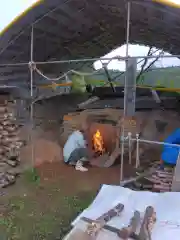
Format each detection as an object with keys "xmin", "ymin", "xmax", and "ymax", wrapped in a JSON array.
[
  {"xmin": 120, "ymin": 1, "xmax": 131, "ymax": 182},
  {"xmin": 171, "ymin": 151, "xmax": 180, "ymax": 192},
  {"xmin": 0, "ymin": 53, "xmax": 180, "ymax": 68},
  {"xmin": 30, "ymin": 25, "xmax": 34, "ymax": 165},
  {"xmin": 123, "ymin": 133, "xmax": 180, "ymax": 148}
]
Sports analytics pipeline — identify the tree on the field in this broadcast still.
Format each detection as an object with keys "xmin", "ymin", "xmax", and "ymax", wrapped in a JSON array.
[
  {"xmin": 136, "ymin": 47, "xmax": 164, "ymax": 84},
  {"xmin": 135, "ymin": 47, "xmax": 165, "ymax": 103}
]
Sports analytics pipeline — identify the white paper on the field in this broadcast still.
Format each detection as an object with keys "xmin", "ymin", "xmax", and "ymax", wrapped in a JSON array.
[{"xmin": 70, "ymin": 184, "xmax": 180, "ymax": 240}]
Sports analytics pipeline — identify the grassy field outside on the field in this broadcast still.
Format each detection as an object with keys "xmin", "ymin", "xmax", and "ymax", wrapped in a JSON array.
[{"xmin": 70, "ymin": 66, "xmax": 180, "ymax": 92}]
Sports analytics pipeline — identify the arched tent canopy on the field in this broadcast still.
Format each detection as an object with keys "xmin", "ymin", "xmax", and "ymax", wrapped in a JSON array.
[{"xmin": 0, "ymin": 0, "xmax": 180, "ymax": 88}]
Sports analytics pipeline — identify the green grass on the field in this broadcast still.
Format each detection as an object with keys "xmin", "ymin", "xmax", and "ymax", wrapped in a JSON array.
[
  {"xmin": 23, "ymin": 168, "xmax": 40, "ymax": 185},
  {"xmin": 0, "ymin": 170, "xmax": 96, "ymax": 240},
  {"xmin": 71, "ymin": 66, "xmax": 180, "ymax": 92}
]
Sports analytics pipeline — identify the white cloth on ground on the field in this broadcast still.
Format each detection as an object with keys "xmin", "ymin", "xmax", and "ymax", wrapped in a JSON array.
[{"xmin": 63, "ymin": 130, "xmax": 87, "ymax": 162}]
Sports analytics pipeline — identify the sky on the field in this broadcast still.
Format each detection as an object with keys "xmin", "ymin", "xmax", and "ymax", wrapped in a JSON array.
[
  {"xmin": 94, "ymin": 44, "xmax": 180, "ymax": 71},
  {"xmin": 163, "ymin": 0, "xmax": 180, "ymax": 5},
  {"xmin": 0, "ymin": 0, "xmax": 37, "ymax": 32},
  {"xmin": 1, "ymin": 0, "xmax": 180, "ymax": 71}
]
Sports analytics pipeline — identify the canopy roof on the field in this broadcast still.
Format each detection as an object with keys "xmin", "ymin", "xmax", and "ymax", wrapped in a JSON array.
[{"xmin": 0, "ymin": 0, "xmax": 180, "ymax": 87}]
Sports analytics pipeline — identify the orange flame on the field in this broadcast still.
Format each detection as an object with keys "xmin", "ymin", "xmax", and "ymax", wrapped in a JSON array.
[{"xmin": 93, "ymin": 129, "xmax": 105, "ymax": 154}]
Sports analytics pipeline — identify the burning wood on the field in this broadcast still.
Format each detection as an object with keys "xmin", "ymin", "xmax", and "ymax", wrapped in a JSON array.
[{"xmin": 92, "ymin": 129, "xmax": 105, "ymax": 155}]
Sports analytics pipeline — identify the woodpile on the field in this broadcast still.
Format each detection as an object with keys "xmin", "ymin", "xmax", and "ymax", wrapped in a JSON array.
[
  {"xmin": 146, "ymin": 169, "xmax": 173, "ymax": 192},
  {"xmin": 122, "ymin": 160, "xmax": 174, "ymax": 192},
  {"xmin": 0, "ymin": 99, "xmax": 24, "ymax": 188}
]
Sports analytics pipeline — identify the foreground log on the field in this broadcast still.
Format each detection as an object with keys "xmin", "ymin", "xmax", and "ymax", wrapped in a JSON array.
[
  {"xmin": 118, "ymin": 210, "xmax": 141, "ymax": 239},
  {"xmin": 65, "ymin": 203, "xmax": 124, "ymax": 240},
  {"xmin": 139, "ymin": 206, "xmax": 156, "ymax": 240},
  {"xmin": 86, "ymin": 203, "xmax": 124, "ymax": 237}
]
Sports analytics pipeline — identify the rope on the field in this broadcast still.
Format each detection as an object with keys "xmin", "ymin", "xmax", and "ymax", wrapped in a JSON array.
[
  {"xmin": 28, "ymin": 60, "xmax": 106, "ymax": 82},
  {"xmin": 28, "ymin": 61, "xmax": 180, "ymax": 93}
]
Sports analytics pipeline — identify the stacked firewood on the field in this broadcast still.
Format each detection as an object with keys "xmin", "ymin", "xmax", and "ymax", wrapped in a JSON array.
[
  {"xmin": 122, "ymin": 161, "xmax": 174, "ymax": 192},
  {"xmin": 145, "ymin": 169, "xmax": 173, "ymax": 192},
  {"xmin": 0, "ymin": 100, "xmax": 24, "ymax": 188}
]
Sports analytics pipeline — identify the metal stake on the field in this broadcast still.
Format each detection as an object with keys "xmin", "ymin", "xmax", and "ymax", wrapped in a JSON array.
[
  {"xmin": 135, "ymin": 133, "xmax": 140, "ymax": 168},
  {"xmin": 128, "ymin": 132, "xmax": 132, "ymax": 165},
  {"xmin": 30, "ymin": 25, "xmax": 34, "ymax": 166}
]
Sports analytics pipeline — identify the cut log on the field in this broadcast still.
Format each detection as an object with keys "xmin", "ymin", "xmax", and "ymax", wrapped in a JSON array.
[
  {"xmin": 1, "ymin": 137, "xmax": 21, "ymax": 144},
  {"xmin": 103, "ymin": 148, "xmax": 121, "ymax": 168},
  {"xmin": 65, "ymin": 203, "xmax": 124, "ymax": 240},
  {"xmin": 156, "ymin": 171, "xmax": 173, "ymax": 177},
  {"xmin": 139, "ymin": 206, "xmax": 156, "ymax": 240},
  {"xmin": 153, "ymin": 184, "xmax": 171, "ymax": 191},
  {"xmin": 145, "ymin": 174, "xmax": 172, "ymax": 184},
  {"xmin": 118, "ymin": 211, "xmax": 141, "ymax": 239},
  {"xmin": 85, "ymin": 203, "xmax": 124, "ymax": 237},
  {"xmin": 6, "ymin": 159, "xmax": 18, "ymax": 167}
]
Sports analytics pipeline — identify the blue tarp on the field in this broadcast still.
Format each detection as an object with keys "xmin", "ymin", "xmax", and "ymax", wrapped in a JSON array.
[{"xmin": 161, "ymin": 128, "xmax": 180, "ymax": 165}]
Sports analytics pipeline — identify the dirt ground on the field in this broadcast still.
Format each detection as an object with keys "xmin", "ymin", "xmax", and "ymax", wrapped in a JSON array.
[
  {"xmin": 0, "ymin": 93, "xmax": 173, "ymax": 239},
  {"xmin": 0, "ymin": 159, "xmax": 136, "ymax": 240}
]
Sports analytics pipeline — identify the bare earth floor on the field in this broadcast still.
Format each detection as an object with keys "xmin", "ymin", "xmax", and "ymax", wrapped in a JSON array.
[{"xmin": 0, "ymin": 161, "xmax": 135, "ymax": 240}]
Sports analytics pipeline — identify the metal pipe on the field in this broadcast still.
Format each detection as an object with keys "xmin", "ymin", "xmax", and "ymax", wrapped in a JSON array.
[
  {"xmin": 128, "ymin": 132, "xmax": 132, "ymax": 164},
  {"xmin": 130, "ymin": 137, "xmax": 180, "ymax": 148},
  {"xmin": 120, "ymin": 129, "xmax": 125, "ymax": 182},
  {"xmin": 124, "ymin": 1, "xmax": 131, "ymax": 117},
  {"xmin": 34, "ymin": 54, "xmax": 180, "ymax": 65},
  {"xmin": 30, "ymin": 25, "xmax": 34, "ymax": 165},
  {"xmin": 135, "ymin": 133, "xmax": 140, "ymax": 168},
  {"xmin": 30, "ymin": 25, "xmax": 34, "ymax": 110},
  {"xmin": 120, "ymin": 1, "xmax": 131, "ymax": 182},
  {"xmin": 0, "ymin": 62, "xmax": 28, "ymax": 67},
  {"xmin": 0, "ymin": 53, "xmax": 180, "ymax": 68}
]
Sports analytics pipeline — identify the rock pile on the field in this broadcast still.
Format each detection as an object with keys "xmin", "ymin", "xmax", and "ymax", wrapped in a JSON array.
[{"xmin": 0, "ymin": 99, "xmax": 24, "ymax": 188}]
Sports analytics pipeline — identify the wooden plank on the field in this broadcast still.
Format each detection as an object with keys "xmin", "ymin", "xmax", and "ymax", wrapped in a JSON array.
[{"xmin": 78, "ymin": 96, "xmax": 99, "ymax": 109}]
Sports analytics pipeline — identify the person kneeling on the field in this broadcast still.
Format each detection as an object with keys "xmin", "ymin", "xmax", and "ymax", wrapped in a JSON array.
[{"xmin": 63, "ymin": 120, "xmax": 93, "ymax": 172}]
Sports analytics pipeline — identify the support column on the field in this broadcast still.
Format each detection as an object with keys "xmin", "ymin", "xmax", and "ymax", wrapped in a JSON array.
[
  {"xmin": 120, "ymin": 1, "xmax": 131, "ymax": 182},
  {"xmin": 124, "ymin": 58, "xmax": 137, "ymax": 116},
  {"xmin": 171, "ymin": 152, "xmax": 180, "ymax": 192}
]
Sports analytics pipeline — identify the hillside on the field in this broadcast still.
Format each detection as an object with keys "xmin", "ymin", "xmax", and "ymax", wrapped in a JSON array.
[{"xmin": 71, "ymin": 67, "xmax": 180, "ymax": 91}]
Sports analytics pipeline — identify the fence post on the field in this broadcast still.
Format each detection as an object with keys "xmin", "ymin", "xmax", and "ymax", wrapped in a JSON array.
[
  {"xmin": 128, "ymin": 132, "xmax": 132, "ymax": 164},
  {"xmin": 135, "ymin": 133, "xmax": 140, "ymax": 168}
]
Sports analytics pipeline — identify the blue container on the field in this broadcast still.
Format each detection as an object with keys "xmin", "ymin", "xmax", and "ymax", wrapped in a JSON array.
[{"xmin": 161, "ymin": 128, "xmax": 180, "ymax": 165}]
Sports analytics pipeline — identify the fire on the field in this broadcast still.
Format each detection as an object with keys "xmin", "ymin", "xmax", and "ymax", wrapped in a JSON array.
[{"xmin": 93, "ymin": 129, "xmax": 105, "ymax": 154}]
